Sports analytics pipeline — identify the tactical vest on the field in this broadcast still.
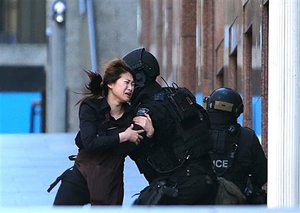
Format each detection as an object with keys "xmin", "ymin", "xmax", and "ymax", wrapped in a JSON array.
[
  {"xmin": 209, "ymin": 125, "xmax": 240, "ymax": 176},
  {"xmin": 142, "ymin": 85, "xmax": 211, "ymax": 174},
  {"xmin": 209, "ymin": 125, "xmax": 255, "ymax": 177}
]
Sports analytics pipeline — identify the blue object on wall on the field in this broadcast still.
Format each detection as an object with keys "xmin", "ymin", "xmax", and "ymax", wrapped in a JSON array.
[
  {"xmin": 0, "ymin": 92, "xmax": 42, "ymax": 133},
  {"xmin": 252, "ymin": 96, "xmax": 261, "ymax": 136},
  {"xmin": 196, "ymin": 92, "xmax": 203, "ymax": 105}
]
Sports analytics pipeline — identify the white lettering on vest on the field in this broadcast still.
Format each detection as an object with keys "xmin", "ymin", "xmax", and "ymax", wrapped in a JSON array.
[{"xmin": 213, "ymin": 160, "xmax": 229, "ymax": 168}]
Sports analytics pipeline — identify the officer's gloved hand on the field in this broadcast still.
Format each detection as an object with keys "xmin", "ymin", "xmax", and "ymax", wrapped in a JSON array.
[
  {"xmin": 133, "ymin": 107, "xmax": 149, "ymax": 130},
  {"xmin": 133, "ymin": 107, "xmax": 154, "ymax": 138}
]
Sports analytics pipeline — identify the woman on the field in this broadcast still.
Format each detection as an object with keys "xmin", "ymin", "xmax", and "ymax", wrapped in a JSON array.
[{"xmin": 50, "ymin": 58, "xmax": 153, "ymax": 205}]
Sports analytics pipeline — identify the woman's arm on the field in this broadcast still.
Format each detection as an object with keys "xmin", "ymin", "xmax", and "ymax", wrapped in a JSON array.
[
  {"xmin": 79, "ymin": 102, "xmax": 144, "ymax": 151},
  {"xmin": 79, "ymin": 103, "xmax": 119, "ymax": 150}
]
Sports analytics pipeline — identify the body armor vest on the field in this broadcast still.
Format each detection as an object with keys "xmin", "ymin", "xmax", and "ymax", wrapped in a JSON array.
[
  {"xmin": 209, "ymin": 125, "xmax": 240, "ymax": 176},
  {"xmin": 142, "ymin": 86, "xmax": 211, "ymax": 174}
]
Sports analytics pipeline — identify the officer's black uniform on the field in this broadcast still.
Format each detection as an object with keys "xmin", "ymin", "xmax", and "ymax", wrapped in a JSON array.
[
  {"xmin": 123, "ymin": 48, "xmax": 217, "ymax": 205},
  {"xmin": 204, "ymin": 87, "xmax": 267, "ymax": 204}
]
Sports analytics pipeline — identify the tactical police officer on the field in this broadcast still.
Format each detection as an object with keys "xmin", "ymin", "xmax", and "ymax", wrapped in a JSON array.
[
  {"xmin": 203, "ymin": 87, "xmax": 267, "ymax": 204},
  {"xmin": 123, "ymin": 48, "xmax": 217, "ymax": 205}
]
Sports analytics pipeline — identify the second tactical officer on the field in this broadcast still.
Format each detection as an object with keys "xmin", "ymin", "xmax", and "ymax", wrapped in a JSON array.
[
  {"xmin": 203, "ymin": 87, "xmax": 267, "ymax": 204},
  {"xmin": 123, "ymin": 48, "xmax": 217, "ymax": 205}
]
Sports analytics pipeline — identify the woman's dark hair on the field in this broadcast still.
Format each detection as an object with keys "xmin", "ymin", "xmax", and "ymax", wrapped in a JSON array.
[{"xmin": 78, "ymin": 58, "xmax": 134, "ymax": 105}]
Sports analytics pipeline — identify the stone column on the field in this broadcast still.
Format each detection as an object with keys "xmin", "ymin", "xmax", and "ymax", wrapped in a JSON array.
[
  {"xmin": 47, "ymin": 0, "xmax": 67, "ymax": 132},
  {"xmin": 268, "ymin": 0, "xmax": 300, "ymax": 207},
  {"xmin": 178, "ymin": 0, "xmax": 197, "ymax": 93}
]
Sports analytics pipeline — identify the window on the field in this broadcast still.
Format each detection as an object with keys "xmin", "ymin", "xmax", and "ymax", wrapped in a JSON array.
[{"xmin": 0, "ymin": 0, "xmax": 46, "ymax": 44}]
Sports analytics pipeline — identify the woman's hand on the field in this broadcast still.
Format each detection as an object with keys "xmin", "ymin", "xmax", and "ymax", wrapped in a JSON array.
[
  {"xmin": 133, "ymin": 113, "xmax": 155, "ymax": 138},
  {"xmin": 119, "ymin": 124, "xmax": 144, "ymax": 145}
]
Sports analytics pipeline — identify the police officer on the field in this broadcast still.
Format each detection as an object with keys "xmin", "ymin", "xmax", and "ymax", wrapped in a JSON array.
[
  {"xmin": 123, "ymin": 48, "xmax": 217, "ymax": 205},
  {"xmin": 203, "ymin": 87, "xmax": 267, "ymax": 204}
]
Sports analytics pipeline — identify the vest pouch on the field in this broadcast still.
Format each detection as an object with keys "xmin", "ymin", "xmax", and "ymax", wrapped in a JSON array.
[
  {"xmin": 133, "ymin": 179, "xmax": 178, "ymax": 205},
  {"xmin": 215, "ymin": 177, "xmax": 246, "ymax": 204}
]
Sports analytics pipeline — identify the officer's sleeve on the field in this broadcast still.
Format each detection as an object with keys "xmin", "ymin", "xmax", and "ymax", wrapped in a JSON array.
[
  {"xmin": 146, "ymin": 102, "xmax": 176, "ymax": 144},
  {"xmin": 250, "ymin": 134, "xmax": 268, "ymax": 187}
]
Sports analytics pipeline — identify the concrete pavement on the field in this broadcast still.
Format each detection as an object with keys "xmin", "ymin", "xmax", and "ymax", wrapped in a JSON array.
[{"xmin": 0, "ymin": 133, "xmax": 147, "ymax": 207}]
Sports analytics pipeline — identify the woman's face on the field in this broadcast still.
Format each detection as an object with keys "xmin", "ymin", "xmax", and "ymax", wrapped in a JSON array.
[{"xmin": 107, "ymin": 72, "xmax": 135, "ymax": 103}]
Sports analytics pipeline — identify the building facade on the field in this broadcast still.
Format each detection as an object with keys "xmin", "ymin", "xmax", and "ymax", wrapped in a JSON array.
[{"xmin": 139, "ymin": 0, "xmax": 268, "ymax": 153}]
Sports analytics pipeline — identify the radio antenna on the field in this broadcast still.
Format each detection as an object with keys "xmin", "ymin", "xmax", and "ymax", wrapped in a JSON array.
[
  {"xmin": 160, "ymin": 77, "xmax": 169, "ymax": 86},
  {"xmin": 160, "ymin": 77, "xmax": 173, "ymax": 93}
]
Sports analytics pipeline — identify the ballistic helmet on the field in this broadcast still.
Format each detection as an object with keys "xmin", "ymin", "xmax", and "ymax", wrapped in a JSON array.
[
  {"xmin": 122, "ymin": 48, "xmax": 160, "ymax": 88},
  {"xmin": 203, "ymin": 87, "xmax": 244, "ymax": 118}
]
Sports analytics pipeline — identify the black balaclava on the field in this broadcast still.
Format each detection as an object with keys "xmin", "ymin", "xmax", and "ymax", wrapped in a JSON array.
[{"xmin": 122, "ymin": 48, "xmax": 161, "ymax": 108}]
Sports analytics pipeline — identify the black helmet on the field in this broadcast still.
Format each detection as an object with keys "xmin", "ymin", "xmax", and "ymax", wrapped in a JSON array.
[
  {"xmin": 122, "ymin": 48, "xmax": 160, "ymax": 88},
  {"xmin": 203, "ymin": 87, "xmax": 244, "ymax": 117}
]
